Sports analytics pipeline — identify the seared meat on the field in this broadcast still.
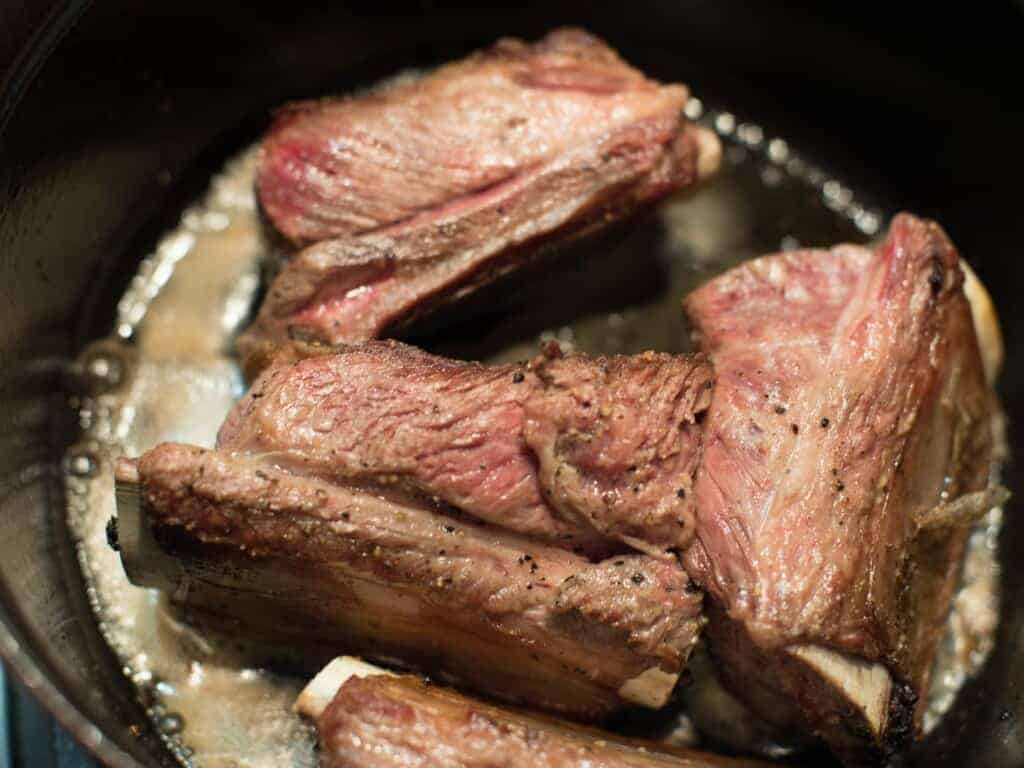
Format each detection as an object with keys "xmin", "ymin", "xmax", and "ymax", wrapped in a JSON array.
[
  {"xmin": 112, "ymin": 209, "xmax": 997, "ymax": 761},
  {"xmin": 684, "ymin": 214, "xmax": 994, "ymax": 764},
  {"xmin": 298, "ymin": 657, "xmax": 773, "ymax": 768},
  {"xmin": 524, "ymin": 346, "xmax": 710, "ymax": 555},
  {"xmin": 238, "ymin": 28, "xmax": 718, "ymax": 370},
  {"xmin": 554, "ymin": 555, "xmax": 702, "ymax": 666},
  {"xmin": 115, "ymin": 444, "xmax": 703, "ymax": 718},
  {"xmin": 258, "ymin": 27, "xmax": 714, "ymax": 245},
  {"xmin": 217, "ymin": 341, "xmax": 712, "ymax": 554}
]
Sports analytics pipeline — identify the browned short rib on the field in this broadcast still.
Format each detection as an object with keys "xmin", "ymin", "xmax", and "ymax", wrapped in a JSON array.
[
  {"xmin": 115, "ymin": 443, "xmax": 703, "ymax": 719},
  {"xmin": 238, "ymin": 28, "xmax": 718, "ymax": 372},
  {"xmin": 684, "ymin": 213, "xmax": 994, "ymax": 765},
  {"xmin": 297, "ymin": 657, "xmax": 774, "ymax": 768}
]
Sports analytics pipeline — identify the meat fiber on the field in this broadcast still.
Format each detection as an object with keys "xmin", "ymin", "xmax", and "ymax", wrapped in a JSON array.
[
  {"xmin": 684, "ymin": 213, "xmax": 994, "ymax": 764},
  {"xmin": 114, "ymin": 444, "xmax": 703, "ymax": 719},
  {"xmin": 237, "ymin": 28, "xmax": 718, "ymax": 372},
  {"xmin": 217, "ymin": 341, "xmax": 713, "ymax": 554}
]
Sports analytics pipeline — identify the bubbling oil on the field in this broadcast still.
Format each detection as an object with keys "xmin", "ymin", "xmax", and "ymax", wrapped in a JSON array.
[{"xmin": 64, "ymin": 101, "xmax": 1003, "ymax": 767}]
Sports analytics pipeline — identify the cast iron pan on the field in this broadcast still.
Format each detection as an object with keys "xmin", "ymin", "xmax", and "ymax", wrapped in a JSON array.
[{"xmin": 1, "ymin": 2, "xmax": 1023, "ymax": 766}]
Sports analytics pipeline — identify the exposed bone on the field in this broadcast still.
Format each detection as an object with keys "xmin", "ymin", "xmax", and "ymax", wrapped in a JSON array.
[
  {"xmin": 787, "ymin": 645, "xmax": 893, "ymax": 744},
  {"xmin": 618, "ymin": 667, "xmax": 680, "ymax": 709},
  {"xmin": 961, "ymin": 261, "xmax": 1003, "ymax": 385},
  {"xmin": 113, "ymin": 468, "xmax": 187, "ymax": 597},
  {"xmin": 295, "ymin": 656, "xmax": 392, "ymax": 719}
]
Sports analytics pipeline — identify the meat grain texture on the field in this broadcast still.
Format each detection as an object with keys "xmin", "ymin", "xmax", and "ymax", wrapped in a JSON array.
[
  {"xmin": 684, "ymin": 213, "xmax": 994, "ymax": 761},
  {"xmin": 219, "ymin": 341, "xmax": 712, "ymax": 554},
  {"xmin": 238, "ymin": 28, "xmax": 718, "ymax": 371}
]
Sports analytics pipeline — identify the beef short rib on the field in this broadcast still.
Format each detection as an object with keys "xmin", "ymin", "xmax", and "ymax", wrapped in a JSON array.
[
  {"xmin": 684, "ymin": 214, "xmax": 994, "ymax": 764},
  {"xmin": 238, "ymin": 28, "xmax": 719, "ymax": 372},
  {"xmin": 258, "ymin": 27, "xmax": 715, "ymax": 246},
  {"xmin": 115, "ymin": 443, "xmax": 703, "ymax": 719},
  {"xmin": 297, "ymin": 657, "xmax": 774, "ymax": 768},
  {"xmin": 218, "ymin": 341, "xmax": 712, "ymax": 554}
]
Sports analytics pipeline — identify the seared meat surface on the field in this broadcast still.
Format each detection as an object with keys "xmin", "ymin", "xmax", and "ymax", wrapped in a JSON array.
[
  {"xmin": 218, "ymin": 341, "xmax": 712, "ymax": 554},
  {"xmin": 524, "ymin": 347, "xmax": 711, "ymax": 555},
  {"xmin": 684, "ymin": 214, "xmax": 994, "ymax": 763},
  {"xmin": 116, "ymin": 442, "xmax": 703, "ymax": 718},
  {"xmin": 238, "ymin": 28, "xmax": 718, "ymax": 370},
  {"xmin": 301, "ymin": 659, "xmax": 773, "ymax": 768},
  {"xmin": 258, "ymin": 27, "xmax": 712, "ymax": 245}
]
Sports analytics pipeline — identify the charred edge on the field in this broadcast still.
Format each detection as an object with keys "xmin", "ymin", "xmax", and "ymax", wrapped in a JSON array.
[{"xmin": 883, "ymin": 681, "xmax": 919, "ymax": 761}]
